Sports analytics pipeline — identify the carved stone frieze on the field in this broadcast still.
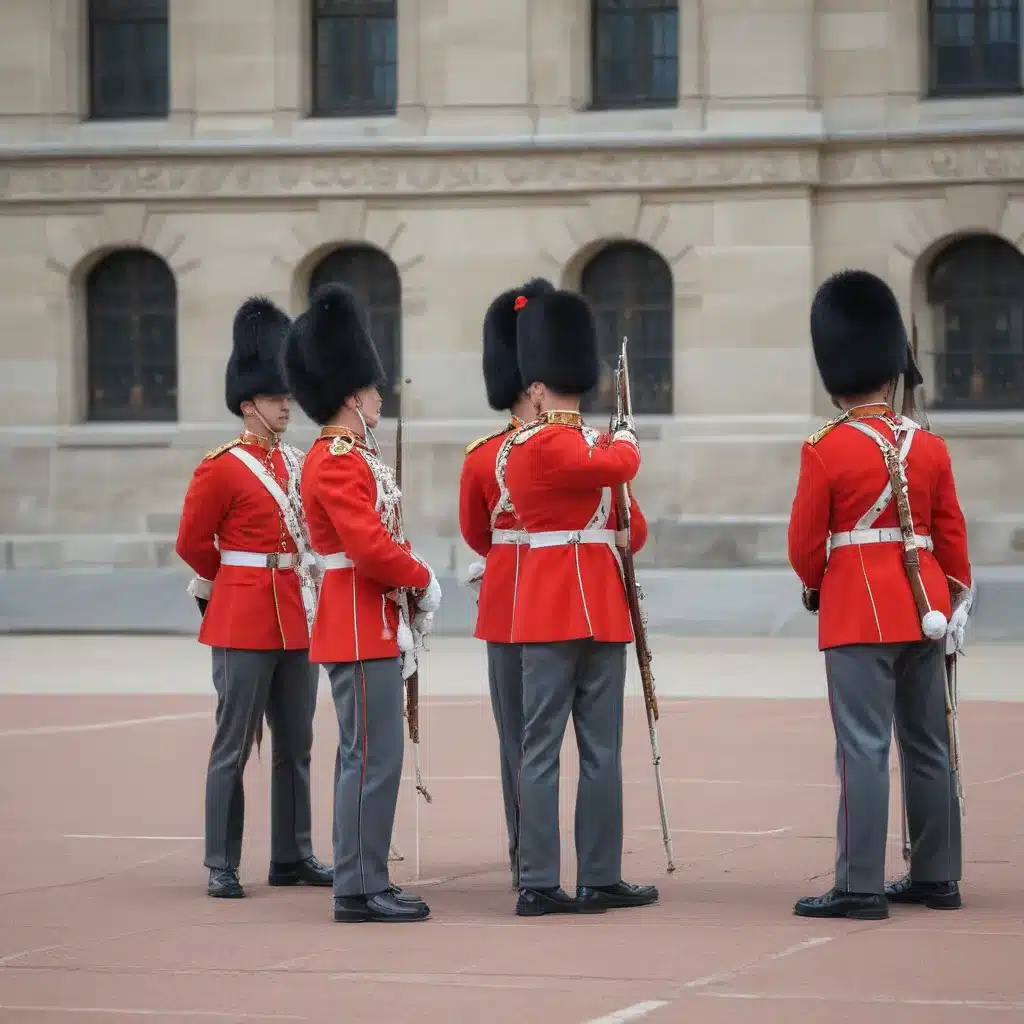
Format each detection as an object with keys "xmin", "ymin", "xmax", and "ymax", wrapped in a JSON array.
[
  {"xmin": 0, "ymin": 149, "xmax": 819, "ymax": 203},
  {"xmin": 822, "ymin": 140, "xmax": 1024, "ymax": 187},
  {"xmin": 2, "ymin": 138, "xmax": 1024, "ymax": 203}
]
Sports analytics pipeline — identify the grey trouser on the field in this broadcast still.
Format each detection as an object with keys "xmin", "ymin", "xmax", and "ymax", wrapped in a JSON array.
[
  {"xmin": 518, "ymin": 639, "xmax": 626, "ymax": 890},
  {"xmin": 825, "ymin": 640, "xmax": 962, "ymax": 895},
  {"xmin": 204, "ymin": 647, "xmax": 318, "ymax": 871},
  {"xmin": 486, "ymin": 642, "xmax": 524, "ymax": 868},
  {"xmin": 326, "ymin": 657, "xmax": 404, "ymax": 897}
]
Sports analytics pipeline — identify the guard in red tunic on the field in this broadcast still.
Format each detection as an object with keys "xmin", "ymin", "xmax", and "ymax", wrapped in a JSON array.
[
  {"xmin": 789, "ymin": 269, "xmax": 973, "ymax": 920},
  {"xmin": 175, "ymin": 296, "xmax": 331, "ymax": 899},
  {"xmin": 283, "ymin": 282, "xmax": 441, "ymax": 924},
  {"xmin": 499, "ymin": 288, "xmax": 659, "ymax": 916},
  {"xmin": 458, "ymin": 277, "xmax": 553, "ymax": 888}
]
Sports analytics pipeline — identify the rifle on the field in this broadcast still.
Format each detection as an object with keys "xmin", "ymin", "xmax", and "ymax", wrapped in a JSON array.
[
  {"xmin": 394, "ymin": 393, "xmax": 432, "ymax": 806},
  {"xmin": 611, "ymin": 337, "xmax": 675, "ymax": 873},
  {"xmin": 900, "ymin": 318, "xmax": 964, "ymax": 846}
]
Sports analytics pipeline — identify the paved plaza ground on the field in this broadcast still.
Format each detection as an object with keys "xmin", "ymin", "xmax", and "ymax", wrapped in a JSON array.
[{"xmin": 0, "ymin": 635, "xmax": 1021, "ymax": 1023}]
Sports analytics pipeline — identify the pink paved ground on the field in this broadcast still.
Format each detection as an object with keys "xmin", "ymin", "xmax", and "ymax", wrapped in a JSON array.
[{"xmin": 0, "ymin": 689, "xmax": 1021, "ymax": 1023}]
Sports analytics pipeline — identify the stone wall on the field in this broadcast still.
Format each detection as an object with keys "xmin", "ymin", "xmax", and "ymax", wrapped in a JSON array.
[{"xmin": 3, "ymin": 1, "xmax": 1024, "ymax": 578}]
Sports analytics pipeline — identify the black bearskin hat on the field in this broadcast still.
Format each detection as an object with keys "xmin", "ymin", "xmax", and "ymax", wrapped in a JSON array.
[
  {"xmin": 224, "ymin": 296, "xmax": 291, "ymax": 416},
  {"xmin": 810, "ymin": 269, "xmax": 908, "ymax": 397},
  {"xmin": 282, "ymin": 282, "xmax": 386, "ymax": 425},
  {"xmin": 516, "ymin": 289, "xmax": 600, "ymax": 396},
  {"xmin": 482, "ymin": 277, "xmax": 555, "ymax": 410}
]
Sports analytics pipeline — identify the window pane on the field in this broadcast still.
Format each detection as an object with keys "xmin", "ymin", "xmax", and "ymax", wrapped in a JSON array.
[
  {"xmin": 312, "ymin": 3, "xmax": 398, "ymax": 115},
  {"xmin": 931, "ymin": 0, "xmax": 1022, "ymax": 93},
  {"xmin": 89, "ymin": 2, "xmax": 169, "ymax": 118},
  {"xmin": 87, "ymin": 251, "xmax": 177, "ymax": 421},
  {"xmin": 927, "ymin": 236, "xmax": 1024, "ymax": 410},
  {"xmin": 579, "ymin": 243, "xmax": 674, "ymax": 415},
  {"xmin": 593, "ymin": 0, "xmax": 678, "ymax": 109}
]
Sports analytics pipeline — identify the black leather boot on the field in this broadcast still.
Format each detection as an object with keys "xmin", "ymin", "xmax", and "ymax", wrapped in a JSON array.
[
  {"xmin": 268, "ymin": 856, "xmax": 333, "ymax": 887},
  {"xmin": 515, "ymin": 886, "xmax": 607, "ymax": 917},
  {"xmin": 208, "ymin": 868, "xmax": 244, "ymax": 898},
  {"xmin": 793, "ymin": 888, "xmax": 888, "ymax": 920},
  {"xmin": 334, "ymin": 890, "xmax": 431, "ymax": 923},
  {"xmin": 885, "ymin": 874, "xmax": 961, "ymax": 909},
  {"xmin": 576, "ymin": 881, "xmax": 659, "ymax": 910}
]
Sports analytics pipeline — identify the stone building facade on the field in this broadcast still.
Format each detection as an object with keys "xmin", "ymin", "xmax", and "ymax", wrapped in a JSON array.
[{"xmin": 2, "ymin": 0, "xmax": 1024, "ymax": 582}]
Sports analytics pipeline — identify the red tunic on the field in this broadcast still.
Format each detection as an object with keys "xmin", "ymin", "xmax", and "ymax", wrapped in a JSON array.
[
  {"xmin": 175, "ymin": 438, "xmax": 308, "ymax": 651},
  {"xmin": 502, "ymin": 412, "xmax": 648, "ymax": 644},
  {"xmin": 787, "ymin": 405, "xmax": 972, "ymax": 650},
  {"xmin": 458, "ymin": 417, "xmax": 525, "ymax": 644},
  {"xmin": 302, "ymin": 428, "xmax": 431, "ymax": 664}
]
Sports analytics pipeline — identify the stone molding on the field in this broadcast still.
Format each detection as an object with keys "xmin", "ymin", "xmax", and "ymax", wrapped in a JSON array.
[
  {"xmin": 273, "ymin": 198, "xmax": 428, "ymax": 312},
  {"xmin": 887, "ymin": 186, "xmax": 1024, "ymax": 315},
  {"xmin": 538, "ymin": 194, "xmax": 700, "ymax": 298},
  {"xmin": 4, "ymin": 139, "xmax": 1024, "ymax": 204},
  {"xmin": 43, "ymin": 202, "xmax": 202, "ymax": 280}
]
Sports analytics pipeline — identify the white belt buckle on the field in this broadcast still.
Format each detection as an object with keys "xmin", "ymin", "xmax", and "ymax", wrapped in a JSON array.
[{"xmin": 566, "ymin": 530, "xmax": 582, "ymax": 545}]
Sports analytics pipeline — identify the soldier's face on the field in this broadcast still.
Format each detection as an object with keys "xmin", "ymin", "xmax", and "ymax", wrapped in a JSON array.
[
  {"xmin": 253, "ymin": 395, "xmax": 291, "ymax": 432},
  {"xmin": 354, "ymin": 386, "xmax": 383, "ymax": 428}
]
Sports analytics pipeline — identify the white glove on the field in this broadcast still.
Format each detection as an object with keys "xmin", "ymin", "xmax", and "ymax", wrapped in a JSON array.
[
  {"xmin": 464, "ymin": 558, "xmax": 486, "ymax": 598},
  {"xmin": 945, "ymin": 578, "xmax": 976, "ymax": 655},
  {"xmin": 187, "ymin": 576, "xmax": 213, "ymax": 600},
  {"xmin": 612, "ymin": 424, "xmax": 638, "ymax": 448},
  {"xmin": 416, "ymin": 569, "xmax": 442, "ymax": 614},
  {"xmin": 413, "ymin": 609, "xmax": 435, "ymax": 636}
]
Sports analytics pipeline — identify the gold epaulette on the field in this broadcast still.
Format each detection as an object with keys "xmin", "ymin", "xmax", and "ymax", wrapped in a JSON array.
[
  {"xmin": 329, "ymin": 434, "xmax": 356, "ymax": 456},
  {"xmin": 806, "ymin": 416, "xmax": 844, "ymax": 446},
  {"xmin": 465, "ymin": 425, "xmax": 512, "ymax": 455},
  {"xmin": 203, "ymin": 438, "xmax": 241, "ymax": 460}
]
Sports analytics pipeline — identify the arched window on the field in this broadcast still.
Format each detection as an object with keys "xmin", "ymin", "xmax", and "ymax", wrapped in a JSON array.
[
  {"xmin": 927, "ymin": 234, "xmax": 1024, "ymax": 410},
  {"xmin": 309, "ymin": 246, "xmax": 402, "ymax": 418},
  {"xmin": 928, "ymin": 0, "xmax": 1021, "ymax": 97},
  {"xmin": 86, "ymin": 249, "xmax": 177, "ymax": 421},
  {"xmin": 579, "ymin": 242, "xmax": 673, "ymax": 415},
  {"xmin": 591, "ymin": 0, "xmax": 678, "ymax": 109}
]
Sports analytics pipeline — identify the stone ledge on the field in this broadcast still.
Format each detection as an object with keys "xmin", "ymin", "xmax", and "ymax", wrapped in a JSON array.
[
  {"xmin": 2, "ymin": 566, "xmax": 1021, "ymax": 642},
  {"xmin": 3, "ymin": 514, "xmax": 1024, "ymax": 572}
]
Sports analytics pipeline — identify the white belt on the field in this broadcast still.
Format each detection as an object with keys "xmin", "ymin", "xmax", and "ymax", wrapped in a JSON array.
[
  {"xmin": 492, "ymin": 529, "xmax": 528, "ymax": 545},
  {"xmin": 829, "ymin": 528, "xmax": 934, "ymax": 552},
  {"xmin": 219, "ymin": 549, "xmax": 296, "ymax": 568},
  {"xmin": 528, "ymin": 529, "xmax": 617, "ymax": 549},
  {"xmin": 321, "ymin": 552, "xmax": 354, "ymax": 570}
]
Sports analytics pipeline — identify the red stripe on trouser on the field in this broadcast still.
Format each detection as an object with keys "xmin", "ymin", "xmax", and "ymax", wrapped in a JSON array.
[{"xmin": 358, "ymin": 664, "xmax": 368, "ymax": 893}]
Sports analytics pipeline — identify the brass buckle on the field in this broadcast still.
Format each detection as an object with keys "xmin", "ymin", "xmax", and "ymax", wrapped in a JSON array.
[{"xmin": 267, "ymin": 552, "xmax": 281, "ymax": 569}]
